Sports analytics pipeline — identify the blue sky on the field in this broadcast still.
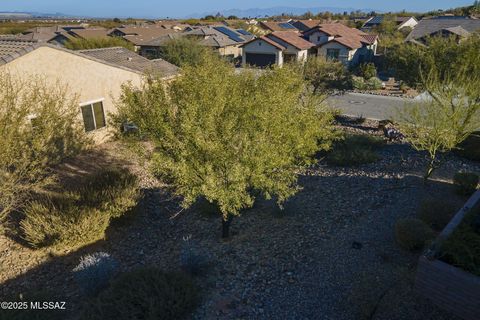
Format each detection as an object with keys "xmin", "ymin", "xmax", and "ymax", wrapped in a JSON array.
[{"xmin": 0, "ymin": 0, "xmax": 474, "ymax": 18}]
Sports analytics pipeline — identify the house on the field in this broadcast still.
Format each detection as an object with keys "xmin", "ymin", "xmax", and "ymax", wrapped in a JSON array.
[
  {"xmin": 304, "ymin": 23, "xmax": 378, "ymax": 66},
  {"xmin": 406, "ymin": 16, "xmax": 480, "ymax": 44},
  {"xmin": 109, "ymin": 26, "xmax": 179, "ymax": 51},
  {"xmin": 67, "ymin": 28, "xmax": 111, "ymax": 40},
  {"xmin": 0, "ymin": 39, "xmax": 178, "ymax": 143},
  {"xmin": 291, "ymin": 20, "xmax": 321, "ymax": 32},
  {"xmin": 362, "ymin": 16, "xmax": 418, "ymax": 31},
  {"xmin": 139, "ymin": 26, "xmax": 254, "ymax": 60},
  {"xmin": 258, "ymin": 21, "xmax": 299, "ymax": 32},
  {"xmin": 241, "ymin": 31, "xmax": 313, "ymax": 67}
]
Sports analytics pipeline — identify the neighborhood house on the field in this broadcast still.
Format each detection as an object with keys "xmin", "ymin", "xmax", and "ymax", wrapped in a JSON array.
[{"xmin": 0, "ymin": 39, "xmax": 178, "ymax": 142}]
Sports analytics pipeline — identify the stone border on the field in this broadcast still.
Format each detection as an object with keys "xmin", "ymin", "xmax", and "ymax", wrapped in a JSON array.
[{"xmin": 415, "ymin": 189, "xmax": 480, "ymax": 320}]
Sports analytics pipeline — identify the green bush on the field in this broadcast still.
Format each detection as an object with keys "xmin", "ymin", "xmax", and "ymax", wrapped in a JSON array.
[
  {"xmin": 77, "ymin": 167, "xmax": 141, "ymax": 218},
  {"xmin": 326, "ymin": 134, "xmax": 384, "ymax": 166},
  {"xmin": 453, "ymin": 172, "xmax": 479, "ymax": 196},
  {"xmin": 395, "ymin": 218, "xmax": 434, "ymax": 251},
  {"xmin": 357, "ymin": 62, "xmax": 377, "ymax": 80},
  {"xmin": 82, "ymin": 268, "xmax": 199, "ymax": 320},
  {"xmin": 20, "ymin": 199, "xmax": 109, "ymax": 250},
  {"xmin": 65, "ymin": 37, "xmax": 134, "ymax": 51},
  {"xmin": 439, "ymin": 208, "xmax": 480, "ymax": 276},
  {"xmin": 418, "ymin": 198, "xmax": 457, "ymax": 231},
  {"xmin": 20, "ymin": 167, "xmax": 140, "ymax": 250},
  {"xmin": 366, "ymin": 77, "xmax": 383, "ymax": 90}
]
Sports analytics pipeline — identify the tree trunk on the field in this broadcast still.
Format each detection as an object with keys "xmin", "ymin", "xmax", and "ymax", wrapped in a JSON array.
[{"xmin": 222, "ymin": 215, "xmax": 233, "ymax": 239}]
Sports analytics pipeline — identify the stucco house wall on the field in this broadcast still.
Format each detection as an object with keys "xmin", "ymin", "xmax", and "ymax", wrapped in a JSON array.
[
  {"xmin": 398, "ymin": 17, "xmax": 418, "ymax": 30},
  {"xmin": 318, "ymin": 40, "xmax": 377, "ymax": 66},
  {"xmin": 218, "ymin": 44, "xmax": 242, "ymax": 58},
  {"xmin": 1, "ymin": 46, "xmax": 143, "ymax": 143},
  {"xmin": 242, "ymin": 39, "xmax": 283, "ymax": 66},
  {"xmin": 307, "ymin": 31, "xmax": 334, "ymax": 46}
]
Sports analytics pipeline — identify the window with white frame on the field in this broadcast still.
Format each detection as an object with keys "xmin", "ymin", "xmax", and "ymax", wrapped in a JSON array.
[{"xmin": 80, "ymin": 100, "xmax": 106, "ymax": 132}]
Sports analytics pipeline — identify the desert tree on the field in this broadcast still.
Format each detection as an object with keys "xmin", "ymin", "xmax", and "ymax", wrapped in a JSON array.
[
  {"xmin": 397, "ymin": 69, "xmax": 480, "ymax": 181},
  {"xmin": 301, "ymin": 56, "xmax": 351, "ymax": 93},
  {"xmin": 116, "ymin": 55, "xmax": 337, "ymax": 238},
  {"xmin": 160, "ymin": 37, "xmax": 212, "ymax": 67},
  {"xmin": 0, "ymin": 73, "xmax": 90, "ymax": 222}
]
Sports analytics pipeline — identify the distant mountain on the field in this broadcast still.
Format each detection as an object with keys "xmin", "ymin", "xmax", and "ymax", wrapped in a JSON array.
[
  {"xmin": 0, "ymin": 11, "xmax": 79, "ymax": 19},
  {"xmin": 186, "ymin": 6, "xmax": 377, "ymax": 19}
]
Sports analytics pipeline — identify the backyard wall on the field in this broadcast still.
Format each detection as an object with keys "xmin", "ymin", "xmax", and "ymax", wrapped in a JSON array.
[{"xmin": 415, "ymin": 190, "xmax": 480, "ymax": 320}]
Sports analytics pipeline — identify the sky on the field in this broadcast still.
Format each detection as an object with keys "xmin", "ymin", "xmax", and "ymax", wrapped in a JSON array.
[{"xmin": 0, "ymin": 0, "xmax": 475, "ymax": 18}]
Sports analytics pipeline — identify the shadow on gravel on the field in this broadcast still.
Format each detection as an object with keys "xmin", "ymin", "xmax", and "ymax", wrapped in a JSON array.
[{"xmin": 0, "ymin": 172, "xmax": 465, "ymax": 320}]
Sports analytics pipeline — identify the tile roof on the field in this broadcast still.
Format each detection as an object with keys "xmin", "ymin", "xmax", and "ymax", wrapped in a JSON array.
[
  {"xmin": 240, "ymin": 36, "xmax": 286, "ymax": 50},
  {"xmin": 69, "ymin": 28, "xmax": 110, "ymax": 39},
  {"xmin": 112, "ymin": 26, "xmax": 178, "ymax": 45},
  {"xmin": 306, "ymin": 23, "xmax": 377, "ymax": 50},
  {"xmin": 79, "ymin": 47, "xmax": 178, "ymax": 77},
  {"xmin": 267, "ymin": 31, "xmax": 314, "ymax": 50},
  {"xmin": 406, "ymin": 17, "xmax": 480, "ymax": 41},
  {"xmin": 0, "ymin": 39, "xmax": 39, "ymax": 65},
  {"xmin": 259, "ymin": 21, "xmax": 299, "ymax": 32},
  {"xmin": 291, "ymin": 20, "xmax": 321, "ymax": 31}
]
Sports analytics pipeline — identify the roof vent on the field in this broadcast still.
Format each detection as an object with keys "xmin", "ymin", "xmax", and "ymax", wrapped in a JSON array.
[{"xmin": 127, "ymin": 57, "xmax": 133, "ymax": 61}]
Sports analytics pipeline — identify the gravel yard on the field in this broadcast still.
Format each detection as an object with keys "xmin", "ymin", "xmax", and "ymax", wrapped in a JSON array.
[{"xmin": 0, "ymin": 132, "xmax": 478, "ymax": 320}]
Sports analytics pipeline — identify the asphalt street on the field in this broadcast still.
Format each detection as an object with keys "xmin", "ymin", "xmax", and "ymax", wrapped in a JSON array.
[{"xmin": 327, "ymin": 92, "xmax": 415, "ymax": 120}]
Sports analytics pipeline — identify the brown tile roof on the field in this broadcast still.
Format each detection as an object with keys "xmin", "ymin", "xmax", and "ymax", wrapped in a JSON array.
[
  {"xmin": 259, "ymin": 21, "xmax": 299, "ymax": 32},
  {"xmin": 306, "ymin": 23, "xmax": 377, "ymax": 50},
  {"xmin": 240, "ymin": 36, "xmax": 286, "ymax": 50},
  {"xmin": 0, "ymin": 39, "xmax": 39, "ymax": 64},
  {"xmin": 69, "ymin": 28, "xmax": 110, "ymax": 39},
  {"xmin": 267, "ymin": 31, "xmax": 314, "ymax": 50},
  {"xmin": 292, "ymin": 20, "xmax": 321, "ymax": 31},
  {"xmin": 122, "ymin": 29, "xmax": 178, "ymax": 46},
  {"xmin": 79, "ymin": 47, "xmax": 178, "ymax": 77}
]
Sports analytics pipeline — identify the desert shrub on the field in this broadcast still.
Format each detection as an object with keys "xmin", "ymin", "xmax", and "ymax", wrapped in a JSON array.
[
  {"xmin": 326, "ymin": 134, "xmax": 384, "ymax": 166},
  {"xmin": 352, "ymin": 76, "xmax": 367, "ymax": 90},
  {"xmin": 453, "ymin": 172, "xmax": 479, "ymax": 196},
  {"xmin": 0, "ymin": 291, "xmax": 65, "ymax": 320},
  {"xmin": 20, "ymin": 199, "xmax": 109, "ymax": 250},
  {"xmin": 357, "ymin": 62, "xmax": 377, "ymax": 80},
  {"xmin": 302, "ymin": 57, "xmax": 352, "ymax": 93},
  {"xmin": 180, "ymin": 238, "xmax": 209, "ymax": 276},
  {"xmin": 82, "ymin": 268, "xmax": 199, "ymax": 320},
  {"xmin": 65, "ymin": 37, "xmax": 134, "ymax": 51},
  {"xmin": 439, "ymin": 207, "xmax": 480, "ymax": 276},
  {"xmin": 418, "ymin": 198, "xmax": 457, "ymax": 231},
  {"xmin": 19, "ymin": 167, "xmax": 140, "ymax": 251},
  {"xmin": 395, "ymin": 218, "xmax": 434, "ymax": 251},
  {"xmin": 77, "ymin": 167, "xmax": 141, "ymax": 218},
  {"xmin": 73, "ymin": 252, "xmax": 120, "ymax": 296},
  {"xmin": 366, "ymin": 77, "xmax": 383, "ymax": 90},
  {"xmin": 0, "ymin": 73, "xmax": 89, "ymax": 222},
  {"xmin": 160, "ymin": 37, "xmax": 212, "ymax": 67}
]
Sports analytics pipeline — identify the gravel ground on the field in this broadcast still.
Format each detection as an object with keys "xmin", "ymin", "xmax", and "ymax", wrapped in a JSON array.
[{"xmin": 0, "ymin": 135, "xmax": 478, "ymax": 320}]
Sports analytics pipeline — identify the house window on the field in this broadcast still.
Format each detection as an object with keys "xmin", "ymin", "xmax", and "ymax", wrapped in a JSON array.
[
  {"xmin": 317, "ymin": 36, "xmax": 321, "ymax": 42},
  {"xmin": 326, "ymin": 48, "xmax": 340, "ymax": 60},
  {"xmin": 80, "ymin": 100, "xmax": 106, "ymax": 132}
]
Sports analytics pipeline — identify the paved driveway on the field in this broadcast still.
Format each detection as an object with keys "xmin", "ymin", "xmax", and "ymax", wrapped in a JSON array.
[{"xmin": 327, "ymin": 92, "xmax": 414, "ymax": 120}]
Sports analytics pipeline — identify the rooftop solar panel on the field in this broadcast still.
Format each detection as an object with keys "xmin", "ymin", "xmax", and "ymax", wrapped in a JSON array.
[
  {"xmin": 236, "ymin": 29, "xmax": 252, "ymax": 36},
  {"xmin": 213, "ymin": 26, "xmax": 244, "ymax": 42},
  {"xmin": 279, "ymin": 23, "xmax": 296, "ymax": 29}
]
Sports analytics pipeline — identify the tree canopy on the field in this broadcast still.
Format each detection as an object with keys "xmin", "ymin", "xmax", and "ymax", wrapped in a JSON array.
[{"xmin": 116, "ymin": 55, "xmax": 337, "ymax": 237}]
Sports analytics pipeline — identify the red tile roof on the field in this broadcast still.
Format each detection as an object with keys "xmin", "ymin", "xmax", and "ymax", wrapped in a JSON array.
[
  {"xmin": 305, "ymin": 23, "xmax": 377, "ymax": 50},
  {"xmin": 240, "ymin": 36, "xmax": 286, "ymax": 50},
  {"xmin": 267, "ymin": 31, "xmax": 314, "ymax": 50}
]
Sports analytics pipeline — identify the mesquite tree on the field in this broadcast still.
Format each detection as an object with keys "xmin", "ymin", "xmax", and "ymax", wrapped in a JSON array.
[
  {"xmin": 116, "ymin": 55, "xmax": 336, "ymax": 238},
  {"xmin": 398, "ymin": 70, "xmax": 480, "ymax": 181}
]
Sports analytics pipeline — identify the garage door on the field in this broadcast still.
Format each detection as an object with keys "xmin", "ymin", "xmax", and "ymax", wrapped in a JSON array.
[{"xmin": 245, "ymin": 53, "xmax": 276, "ymax": 67}]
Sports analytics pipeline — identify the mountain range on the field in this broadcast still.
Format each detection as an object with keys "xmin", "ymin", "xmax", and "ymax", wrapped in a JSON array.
[{"xmin": 186, "ymin": 6, "xmax": 377, "ymax": 19}]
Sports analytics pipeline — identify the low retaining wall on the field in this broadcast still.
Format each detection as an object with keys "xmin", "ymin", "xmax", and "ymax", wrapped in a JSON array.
[{"xmin": 414, "ymin": 190, "xmax": 480, "ymax": 320}]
